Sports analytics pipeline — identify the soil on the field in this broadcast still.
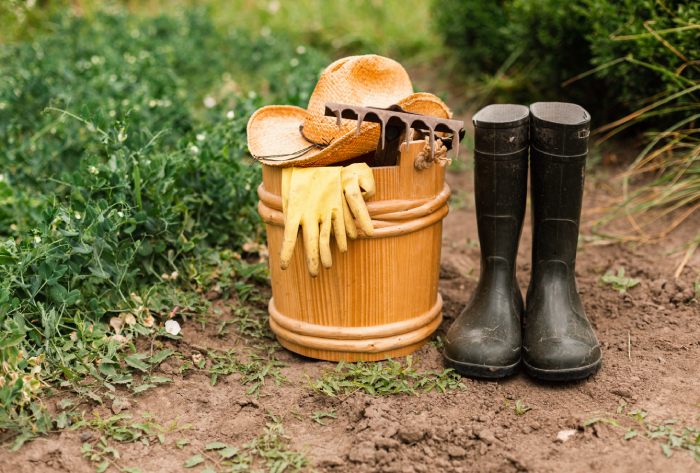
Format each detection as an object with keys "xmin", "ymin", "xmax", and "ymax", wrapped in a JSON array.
[{"xmin": 4, "ymin": 164, "xmax": 700, "ymax": 473}]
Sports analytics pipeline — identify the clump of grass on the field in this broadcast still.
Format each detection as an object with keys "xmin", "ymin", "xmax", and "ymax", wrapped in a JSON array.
[
  {"xmin": 600, "ymin": 268, "xmax": 641, "ymax": 294},
  {"xmin": 310, "ymin": 410, "xmax": 337, "ymax": 426},
  {"xmin": 585, "ymin": 406, "xmax": 700, "ymax": 463},
  {"xmin": 181, "ymin": 411, "xmax": 311, "ymax": 472},
  {"xmin": 305, "ymin": 356, "xmax": 466, "ymax": 397}
]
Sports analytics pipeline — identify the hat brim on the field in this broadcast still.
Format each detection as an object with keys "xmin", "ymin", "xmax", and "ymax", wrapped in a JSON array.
[{"xmin": 246, "ymin": 93, "xmax": 452, "ymax": 167}]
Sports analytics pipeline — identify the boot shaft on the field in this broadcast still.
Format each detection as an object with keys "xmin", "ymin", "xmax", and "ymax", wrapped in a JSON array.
[
  {"xmin": 529, "ymin": 102, "xmax": 590, "ymax": 266},
  {"xmin": 472, "ymin": 105, "xmax": 529, "ymax": 264}
]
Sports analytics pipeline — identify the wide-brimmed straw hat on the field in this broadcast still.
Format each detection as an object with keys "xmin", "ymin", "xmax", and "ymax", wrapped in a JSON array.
[{"xmin": 246, "ymin": 55, "xmax": 452, "ymax": 167}]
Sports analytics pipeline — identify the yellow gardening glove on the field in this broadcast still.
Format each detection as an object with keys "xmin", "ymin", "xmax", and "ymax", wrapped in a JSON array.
[
  {"xmin": 341, "ymin": 163, "xmax": 376, "ymax": 239},
  {"xmin": 281, "ymin": 167, "xmax": 348, "ymax": 277}
]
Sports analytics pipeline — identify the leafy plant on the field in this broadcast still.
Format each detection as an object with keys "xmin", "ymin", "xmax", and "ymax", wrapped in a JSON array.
[
  {"xmin": 305, "ymin": 356, "xmax": 467, "ymax": 397},
  {"xmin": 504, "ymin": 398, "xmax": 533, "ymax": 415},
  {"xmin": 310, "ymin": 410, "xmax": 337, "ymax": 426},
  {"xmin": 600, "ymin": 268, "xmax": 641, "ymax": 294},
  {"xmin": 181, "ymin": 412, "xmax": 311, "ymax": 472}
]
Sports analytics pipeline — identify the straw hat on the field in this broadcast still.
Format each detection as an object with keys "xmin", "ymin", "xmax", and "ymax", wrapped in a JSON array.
[{"xmin": 246, "ymin": 55, "xmax": 452, "ymax": 167}]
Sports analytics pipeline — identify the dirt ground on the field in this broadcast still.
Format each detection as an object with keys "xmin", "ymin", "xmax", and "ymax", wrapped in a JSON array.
[{"xmin": 4, "ymin": 162, "xmax": 700, "ymax": 473}]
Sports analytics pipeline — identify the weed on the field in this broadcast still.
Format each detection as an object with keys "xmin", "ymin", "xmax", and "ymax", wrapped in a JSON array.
[
  {"xmin": 600, "ymin": 268, "xmax": 640, "ymax": 294},
  {"xmin": 587, "ymin": 405, "xmax": 700, "ymax": 463},
  {"xmin": 311, "ymin": 410, "xmax": 337, "ymax": 426},
  {"xmin": 76, "ymin": 412, "xmax": 172, "ymax": 473},
  {"xmin": 305, "ymin": 356, "xmax": 467, "ymax": 397},
  {"xmin": 449, "ymin": 189, "xmax": 473, "ymax": 211},
  {"xmin": 430, "ymin": 335, "xmax": 445, "ymax": 351},
  {"xmin": 504, "ymin": 398, "xmax": 533, "ymax": 415},
  {"xmin": 181, "ymin": 411, "xmax": 311, "ymax": 472},
  {"xmin": 192, "ymin": 346, "xmax": 289, "ymax": 398},
  {"xmin": 465, "ymin": 238, "xmax": 480, "ymax": 249}
]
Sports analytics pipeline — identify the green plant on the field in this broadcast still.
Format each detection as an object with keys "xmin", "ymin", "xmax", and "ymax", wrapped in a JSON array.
[
  {"xmin": 305, "ymin": 356, "xmax": 467, "ymax": 397},
  {"xmin": 310, "ymin": 410, "xmax": 337, "ymax": 426},
  {"xmin": 600, "ymin": 268, "xmax": 641, "ymax": 293},
  {"xmin": 504, "ymin": 398, "xmax": 533, "ymax": 415},
  {"xmin": 432, "ymin": 0, "xmax": 597, "ymax": 111},
  {"xmin": 199, "ymin": 346, "xmax": 288, "ymax": 398},
  {"xmin": 0, "ymin": 3, "xmax": 328, "ymax": 449},
  {"xmin": 181, "ymin": 411, "xmax": 311, "ymax": 472}
]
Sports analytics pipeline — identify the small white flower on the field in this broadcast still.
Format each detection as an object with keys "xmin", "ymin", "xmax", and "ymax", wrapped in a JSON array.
[
  {"xmin": 117, "ymin": 211, "xmax": 124, "ymax": 218},
  {"xmin": 161, "ymin": 273, "xmax": 169, "ymax": 280},
  {"xmin": 34, "ymin": 236, "xmax": 41, "ymax": 243},
  {"xmin": 290, "ymin": 58, "xmax": 299, "ymax": 67},
  {"xmin": 267, "ymin": 0, "xmax": 280, "ymax": 14},
  {"xmin": 196, "ymin": 133, "xmax": 205, "ymax": 141},
  {"xmin": 109, "ymin": 74, "xmax": 117, "ymax": 82},
  {"xmin": 165, "ymin": 320, "xmax": 181, "ymax": 336},
  {"xmin": 50, "ymin": 127, "xmax": 56, "ymax": 134},
  {"xmin": 149, "ymin": 100, "xmax": 157, "ymax": 107},
  {"xmin": 260, "ymin": 26, "xmax": 271, "ymax": 37},
  {"xmin": 0, "ymin": 103, "xmax": 5, "ymax": 110},
  {"xmin": 88, "ymin": 166, "xmax": 98, "ymax": 175},
  {"xmin": 296, "ymin": 45, "xmax": 306, "ymax": 54},
  {"xmin": 227, "ymin": 110, "xmax": 235, "ymax": 120},
  {"xmin": 0, "ymin": 174, "xmax": 4, "ymax": 182},
  {"xmin": 248, "ymin": 91, "xmax": 257, "ymax": 99},
  {"xmin": 109, "ymin": 110, "xmax": 116, "ymax": 117},
  {"xmin": 190, "ymin": 145, "xmax": 199, "ymax": 153},
  {"xmin": 122, "ymin": 99, "xmax": 130, "ymax": 106},
  {"xmin": 75, "ymin": 212, "xmax": 81, "ymax": 219},
  {"xmin": 170, "ymin": 271, "xmax": 178, "ymax": 279},
  {"xmin": 203, "ymin": 96, "xmax": 216, "ymax": 108},
  {"xmin": 118, "ymin": 130, "xmax": 127, "ymax": 142}
]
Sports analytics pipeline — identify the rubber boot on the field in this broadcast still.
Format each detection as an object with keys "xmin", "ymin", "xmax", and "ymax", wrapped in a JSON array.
[
  {"xmin": 523, "ymin": 102, "xmax": 602, "ymax": 381},
  {"xmin": 444, "ymin": 104, "xmax": 529, "ymax": 378}
]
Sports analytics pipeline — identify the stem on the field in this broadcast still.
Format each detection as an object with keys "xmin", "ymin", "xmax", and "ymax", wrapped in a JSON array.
[{"xmin": 132, "ymin": 159, "xmax": 142, "ymax": 211}]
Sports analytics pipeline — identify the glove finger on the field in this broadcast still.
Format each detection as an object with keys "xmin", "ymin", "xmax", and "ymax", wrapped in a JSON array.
[
  {"xmin": 319, "ymin": 216, "xmax": 333, "ymax": 270},
  {"xmin": 342, "ymin": 197, "xmax": 358, "ymax": 240},
  {"xmin": 358, "ymin": 173, "xmax": 376, "ymax": 200},
  {"xmin": 302, "ymin": 219, "xmax": 320, "ymax": 277},
  {"xmin": 279, "ymin": 214, "xmax": 301, "ymax": 270},
  {"xmin": 345, "ymin": 182, "xmax": 374, "ymax": 236},
  {"xmin": 333, "ymin": 208, "xmax": 348, "ymax": 253}
]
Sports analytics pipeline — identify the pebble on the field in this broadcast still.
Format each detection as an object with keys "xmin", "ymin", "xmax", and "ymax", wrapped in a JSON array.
[
  {"xmin": 447, "ymin": 445, "xmax": 467, "ymax": 458},
  {"xmin": 555, "ymin": 429, "xmax": 577, "ymax": 443}
]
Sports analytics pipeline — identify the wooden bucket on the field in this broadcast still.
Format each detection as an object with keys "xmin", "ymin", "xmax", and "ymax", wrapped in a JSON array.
[{"xmin": 257, "ymin": 141, "xmax": 449, "ymax": 361}]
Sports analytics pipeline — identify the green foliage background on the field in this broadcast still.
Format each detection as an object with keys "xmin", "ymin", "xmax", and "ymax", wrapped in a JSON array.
[{"xmin": 433, "ymin": 0, "xmax": 700, "ymax": 119}]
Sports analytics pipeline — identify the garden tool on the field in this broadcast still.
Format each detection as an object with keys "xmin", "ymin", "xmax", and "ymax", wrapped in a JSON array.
[
  {"xmin": 324, "ymin": 103, "xmax": 465, "ymax": 167},
  {"xmin": 524, "ymin": 102, "xmax": 602, "ymax": 381},
  {"xmin": 444, "ymin": 104, "xmax": 529, "ymax": 378},
  {"xmin": 280, "ymin": 163, "xmax": 376, "ymax": 277}
]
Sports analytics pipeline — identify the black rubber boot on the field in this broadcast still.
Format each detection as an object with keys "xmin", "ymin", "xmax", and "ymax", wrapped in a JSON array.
[
  {"xmin": 444, "ymin": 104, "xmax": 529, "ymax": 378},
  {"xmin": 523, "ymin": 102, "xmax": 602, "ymax": 381}
]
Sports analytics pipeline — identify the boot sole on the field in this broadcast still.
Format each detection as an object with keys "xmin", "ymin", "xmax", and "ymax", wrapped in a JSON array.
[
  {"xmin": 444, "ymin": 355, "xmax": 520, "ymax": 379},
  {"xmin": 523, "ymin": 357, "xmax": 602, "ymax": 381}
]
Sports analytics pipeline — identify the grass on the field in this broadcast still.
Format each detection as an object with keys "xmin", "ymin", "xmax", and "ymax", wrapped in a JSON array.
[
  {"xmin": 180, "ymin": 411, "xmax": 311, "ymax": 472},
  {"xmin": 586, "ymin": 406, "xmax": 700, "ymax": 463},
  {"xmin": 304, "ymin": 355, "xmax": 466, "ymax": 397},
  {"xmin": 578, "ymin": 11, "xmax": 700, "ymax": 267}
]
